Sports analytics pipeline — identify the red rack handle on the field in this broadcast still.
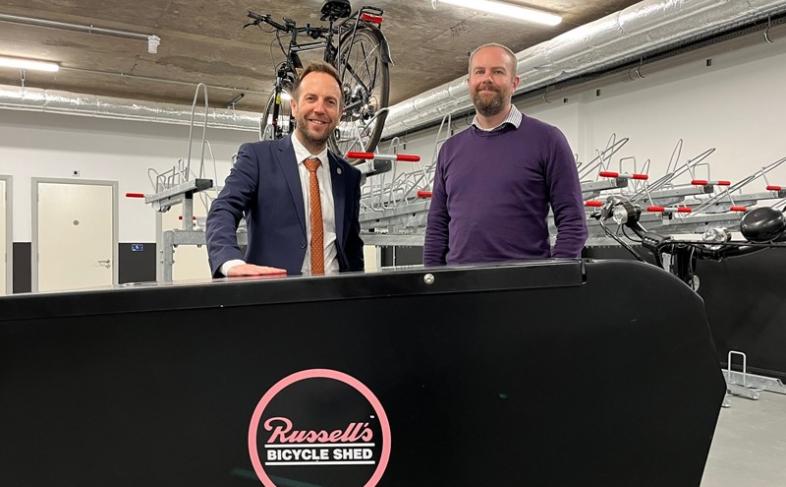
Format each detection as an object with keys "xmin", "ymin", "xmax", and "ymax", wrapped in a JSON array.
[
  {"xmin": 345, "ymin": 152, "xmax": 421, "ymax": 162},
  {"xmin": 729, "ymin": 205, "xmax": 748, "ymax": 212},
  {"xmin": 125, "ymin": 192, "xmax": 145, "ymax": 198},
  {"xmin": 767, "ymin": 185, "xmax": 783, "ymax": 191},
  {"xmin": 584, "ymin": 200, "xmax": 603, "ymax": 207},
  {"xmin": 691, "ymin": 179, "xmax": 730, "ymax": 186},
  {"xmin": 631, "ymin": 173, "xmax": 649, "ymax": 181},
  {"xmin": 676, "ymin": 207, "xmax": 693, "ymax": 214},
  {"xmin": 345, "ymin": 151, "xmax": 374, "ymax": 160},
  {"xmin": 396, "ymin": 154, "xmax": 421, "ymax": 162},
  {"xmin": 647, "ymin": 206, "xmax": 665, "ymax": 213},
  {"xmin": 598, "ymin": 171, "xmax": 619, "ymax": 178},
  {"xmin": 416, "ymin": 190, "xmax": 432, "ymax": 199}
]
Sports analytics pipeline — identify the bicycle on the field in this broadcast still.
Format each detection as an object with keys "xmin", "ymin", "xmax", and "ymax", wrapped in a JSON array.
[
  {"xmin": 245, "ymin": 0, "xmax": 393, "ymax": 158},
  {"xmin": 593, "ymin": 195, "xmax": 786, "ymax": 290}
]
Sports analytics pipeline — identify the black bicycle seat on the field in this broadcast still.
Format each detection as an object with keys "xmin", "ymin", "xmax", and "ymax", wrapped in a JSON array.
[{"xmin": 321, "ymin": 0, "xmax": 352, "ymax": 20}]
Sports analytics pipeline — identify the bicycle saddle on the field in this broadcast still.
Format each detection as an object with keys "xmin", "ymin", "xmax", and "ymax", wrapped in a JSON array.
[{"xmin": 321, "ymin": 0, "xmax": 352, "ymax": 21}]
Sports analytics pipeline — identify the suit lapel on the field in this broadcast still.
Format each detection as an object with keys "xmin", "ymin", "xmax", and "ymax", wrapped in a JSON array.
[
  {"xmin": 329, "ymin": 152, "xmax": 346, "ymax": 245},
  {"xmin": 276, "ymin": 137, "xmax": 306, "ymax": 237}
]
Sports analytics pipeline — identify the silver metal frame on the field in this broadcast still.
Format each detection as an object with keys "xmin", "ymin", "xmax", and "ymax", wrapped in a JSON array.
[
  {"xmin": 31, "ymin": 178, "xmax": 119, "ymax": 292},
  {"xmin": 0, "ymin": 175, "xmax": 12, "ymax": 294}
]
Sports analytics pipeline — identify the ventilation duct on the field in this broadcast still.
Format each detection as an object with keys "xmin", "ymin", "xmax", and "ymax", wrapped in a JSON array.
[
  {"xmin": 382, "ymin": 0, "xmax": 786, "ymax": 138},
  {"xmin": 0, "ymin": 84, "xmax": 260, "ymax": 131}
]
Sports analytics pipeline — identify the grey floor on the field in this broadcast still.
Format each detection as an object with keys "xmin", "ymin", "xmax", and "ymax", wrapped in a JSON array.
[{"xmin": 701, "ymin": 391, "xmax": 786, "ymax": 486}]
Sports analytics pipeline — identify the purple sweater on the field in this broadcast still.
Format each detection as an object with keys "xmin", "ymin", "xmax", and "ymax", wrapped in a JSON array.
[{"xmin": 423, "ymin": 115, "xmax": 587, "ymax": 266}]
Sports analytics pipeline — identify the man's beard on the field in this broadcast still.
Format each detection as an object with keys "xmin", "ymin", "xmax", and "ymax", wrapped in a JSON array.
[
  {"xmin": 472, "ymin": 88, "xmax": 506, "ymax": 117},
  {"xmin": 295, "ymin": 115, "xmax": 334, "ymax": 147}
]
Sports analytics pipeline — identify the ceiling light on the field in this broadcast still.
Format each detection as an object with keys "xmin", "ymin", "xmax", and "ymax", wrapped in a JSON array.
[
  {"xmin": 147, "ymin": 35, "xmax": 161, "ymax": 54},
  {"xmin": 0, "ymin": 56, "xmax": 60, "ymax": 72},
  {"xmin": 434, "ymin": 0, "xmax": 562, "ymax": 26}
]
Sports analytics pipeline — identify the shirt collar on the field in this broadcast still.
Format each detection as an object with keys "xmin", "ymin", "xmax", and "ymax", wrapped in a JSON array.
[
  {"xmin": 471, "ymin": 105, "xmax": 523, "ymax": 132},
  {"xmin": 291, "ymin": 133, "xmax": 329, "ymax": 167}
]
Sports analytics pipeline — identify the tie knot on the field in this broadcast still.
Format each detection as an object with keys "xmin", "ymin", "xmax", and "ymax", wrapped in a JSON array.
[{"xmin": 304, "ymin": 158, "xmax": 321, "ymax": 172}]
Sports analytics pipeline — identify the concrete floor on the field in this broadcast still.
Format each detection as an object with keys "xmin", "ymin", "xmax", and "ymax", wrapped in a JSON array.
[{"xmin": 702, "ymin": 391, "xmax": 786, "ymax": 486}]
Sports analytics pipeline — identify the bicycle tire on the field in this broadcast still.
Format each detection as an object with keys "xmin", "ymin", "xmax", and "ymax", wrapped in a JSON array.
[
  {"xmin": 259, "ymin": 86, "xmax": 294, "ymax": 141},
  {"xmin": 329, "ymin": 25, "xmax": 390, "ymax": 160}
]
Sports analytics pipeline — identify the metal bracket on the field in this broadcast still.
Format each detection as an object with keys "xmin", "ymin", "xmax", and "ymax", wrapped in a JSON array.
[{"xmin": 145, "ymin": 178, "xmax": 213, "ymax": 213}]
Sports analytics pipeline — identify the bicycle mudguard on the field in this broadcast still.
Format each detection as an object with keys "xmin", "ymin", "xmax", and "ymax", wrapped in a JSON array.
[
  {"xmin": 366, "ymin": 24, "xmax": 394, "ymax": 65},
  {"xmin": 0, "ymin": 260, "xmax": 724, "ymax": 487}
]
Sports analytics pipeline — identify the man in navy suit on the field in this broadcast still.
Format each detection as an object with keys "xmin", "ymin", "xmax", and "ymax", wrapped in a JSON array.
[{"xmin": 206, "ymin": 62, "xmax": 364, "ymax": 277}]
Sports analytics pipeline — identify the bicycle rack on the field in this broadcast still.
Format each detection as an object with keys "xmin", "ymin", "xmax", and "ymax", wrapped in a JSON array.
[
  {"xmin": 577, "ymin": 133, "xmax": 630, "ymax": 182},
  {"xmin": 724, "ymin": 351, "xmax": 764, "ymax": 406},
  {"xmin": 349, "ymin": 150, "xmax": 421, "ymax": 180},
  {"xmin": 691, "ymin": 156, "xmax": 786, "ymax": 215}
]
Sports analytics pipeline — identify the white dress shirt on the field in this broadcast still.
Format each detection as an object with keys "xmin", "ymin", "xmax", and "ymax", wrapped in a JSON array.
[{"xmin": 221, "ymin": 134, "xmax": 339, "ymax": 276}]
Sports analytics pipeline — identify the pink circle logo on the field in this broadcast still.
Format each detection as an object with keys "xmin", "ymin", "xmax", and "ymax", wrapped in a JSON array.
[{"xmin": 248, "ymin": 369, "xmax": 392, "ymax": 487}]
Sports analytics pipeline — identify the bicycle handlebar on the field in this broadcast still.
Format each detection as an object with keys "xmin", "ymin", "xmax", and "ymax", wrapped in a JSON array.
[
  {"xmin": 246, "ymin": 10, "xmax": 337, "ymax": 37},
  {"xmin": 246, "ymin": 11, "xmax": 280, "ymax": 29},
  {"xmin": 627, "ymin": 223, "xmax": 773, "ymax": 260},
  {"xmin": 247, "ymin": 6, "xmax": 384, "ymax": 33},
  {"xmin": 593, "ymin": 195, "xmax": 786, "ymax": 263}
]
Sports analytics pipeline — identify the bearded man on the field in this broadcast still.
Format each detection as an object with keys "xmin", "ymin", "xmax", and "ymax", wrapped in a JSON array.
[
  {"xmin": 207, "ymin": 62, "xmax": 363, "ymax": 277},
  {"xmin": 423, "ymin": 43, "xmax": 587, "ymax": 266}
]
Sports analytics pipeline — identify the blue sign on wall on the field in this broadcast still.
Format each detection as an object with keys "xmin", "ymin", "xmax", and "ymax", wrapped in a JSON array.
[{"xmin": 131, "ymin": 244, "xmax": 144, "ymax": 252}]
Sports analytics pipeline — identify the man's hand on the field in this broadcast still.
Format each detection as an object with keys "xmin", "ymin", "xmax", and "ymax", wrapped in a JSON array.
[{"xmin": 227, "ymin": 264, "xmax": 287, "ymax": 277}]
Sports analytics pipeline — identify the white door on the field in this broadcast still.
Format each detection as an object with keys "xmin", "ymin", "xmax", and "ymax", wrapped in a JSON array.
[
  {"xmin": 0, "ymin": 179, "xmax": 6, "ymax": 295},
  {"xmin": 37, "ymin": 182, "xmax": 115, "ymax": 292}
]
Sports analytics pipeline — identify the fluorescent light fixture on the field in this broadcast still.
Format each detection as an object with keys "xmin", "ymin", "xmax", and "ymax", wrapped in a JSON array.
[
  {"xmin": 436, "ymin": 0, "xmax": 562, "ymax": 26},
  {"xmin": 147, "ymin": 35, "xmax": 161, "ymax": 55},
  {"xmin": 0, "ymin": 56, "xmax": 60, "ymax": 72}
]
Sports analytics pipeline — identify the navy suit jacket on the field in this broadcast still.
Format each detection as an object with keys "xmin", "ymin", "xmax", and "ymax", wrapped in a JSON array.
[{"xmin": 206, "ymin": 137, "xmax": 364, "ymax": 277}]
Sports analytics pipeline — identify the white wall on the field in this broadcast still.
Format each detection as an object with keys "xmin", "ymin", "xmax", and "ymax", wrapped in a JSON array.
[
  {"xmin": 531, "ymin": 40, "xmax": 786, "ymax": 185},
  {"xmin": 0, "ymin": 110, "xmax": 253, "ymax": 242},
  {"xmin": 387, "ymin": 34, "xmax": 786, "ymax": 189}
]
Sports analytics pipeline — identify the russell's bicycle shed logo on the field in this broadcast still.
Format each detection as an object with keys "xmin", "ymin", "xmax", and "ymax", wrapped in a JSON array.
[{"xmin": 248, "ymin": 369, "xmax": 391, "ymax": 487}]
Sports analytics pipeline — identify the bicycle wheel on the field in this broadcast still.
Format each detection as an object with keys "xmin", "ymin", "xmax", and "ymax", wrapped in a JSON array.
[
  {"xmin": 329, "ymin": 26, "xmax": 390, "ymax": 159},
  {"xmin": 259, "ymin": 88, "xmax": 294, "ymax": 141}
]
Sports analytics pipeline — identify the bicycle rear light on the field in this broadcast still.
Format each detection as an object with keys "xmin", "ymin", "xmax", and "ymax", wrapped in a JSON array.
[{"xmin": 360, "ymin": 13, "xmax": 383, "ymax": 25}]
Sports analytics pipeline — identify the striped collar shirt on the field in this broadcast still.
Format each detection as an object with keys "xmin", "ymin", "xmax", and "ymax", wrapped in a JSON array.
[{"xmin": 472, "ymin": 106, "xmax": 523, "ymax": 132}]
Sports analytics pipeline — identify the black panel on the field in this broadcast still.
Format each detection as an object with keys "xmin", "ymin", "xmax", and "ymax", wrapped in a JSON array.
[
  {"xmin": 585, "ymin": 245, "xmax": 786, "ymax": 380},
  {"xmin": 696, "ymin": 250, "xmax": 786, "ymax": 380},
  {"xmin": 0, "ymin": 261, "xmax": 725, "ymax": 487},
  {"xmin": 118, "ymin": 242, "xmax": 156, "ymax": 284},
  {"xmin": 582, "ymin": 244, "xmax": 656, "ymax": 262},
  {"xmin": 380, "ymin": 246, "xmax": 423, "ymax": 267},
  {"xmin": 12, "ymin": 241, "xmax": 30, "ymax": 294}
]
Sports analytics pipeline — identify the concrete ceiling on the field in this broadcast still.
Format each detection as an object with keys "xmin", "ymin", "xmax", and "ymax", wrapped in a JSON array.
[{"xmin": 0, "ymin": 0, "xmax": 640, "ymax": 111}]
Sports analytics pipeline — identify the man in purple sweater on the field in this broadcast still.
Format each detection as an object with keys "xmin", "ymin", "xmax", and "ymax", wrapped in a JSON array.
[{"xmin": 423, "ymin": 43, "xmax": 587, "ymax": 266}]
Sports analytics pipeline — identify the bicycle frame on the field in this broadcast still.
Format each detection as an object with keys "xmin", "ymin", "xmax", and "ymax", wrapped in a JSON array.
[{"xmin": 258, "ymin": 6, "xmax": 390, "ymax": 142}]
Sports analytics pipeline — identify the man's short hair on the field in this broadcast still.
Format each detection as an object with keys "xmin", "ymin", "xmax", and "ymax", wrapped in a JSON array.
[
  {"xmin": 291, "ymin": 62, "xmax": 342, "ymax": 101},
  {"xmin": 468, "ymin": 43, "xmax": 518, "ymax": 75}
]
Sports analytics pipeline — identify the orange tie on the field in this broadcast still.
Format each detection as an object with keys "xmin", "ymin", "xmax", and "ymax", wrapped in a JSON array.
[{"xmin": 304, "ymin": 158, "xmax": 324, "ymax": 275}]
